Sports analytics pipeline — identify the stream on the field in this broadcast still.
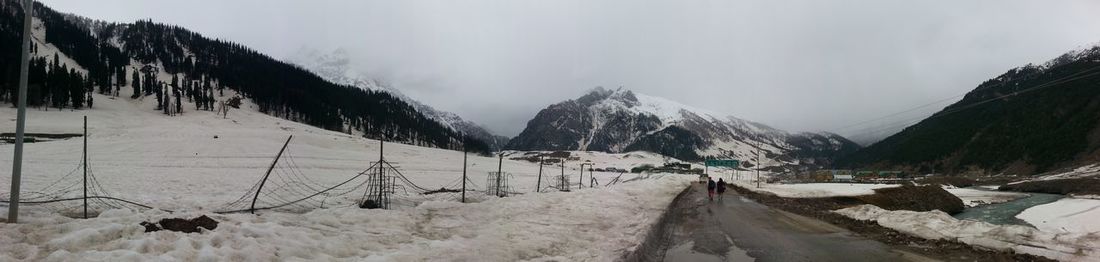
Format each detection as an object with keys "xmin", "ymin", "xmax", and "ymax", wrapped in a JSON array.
[{"xmin": 952, "ymin": 190, "xmax": 1063, "ymax": 226}]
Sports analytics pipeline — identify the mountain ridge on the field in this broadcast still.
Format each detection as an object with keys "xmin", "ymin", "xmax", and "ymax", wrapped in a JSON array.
[
  {"xmin": 0, "ymin": 2, "xmax": 492, "ymax": 154},
  {"xmin": 285, "ymin": 48, "xmax": 511, "ymax": 150},
  {"xmin": 507, "ymin": 87, "xmax": 861, "ymax": 169},
  {"xmin": 838, "ymin": 43, "xmax": 1100, "ymax": 175}
]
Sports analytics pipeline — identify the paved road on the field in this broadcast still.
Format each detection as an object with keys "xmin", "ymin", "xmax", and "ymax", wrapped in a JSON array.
[{"xmin": 659, "ymin": 184, "xmax": 937, "ymax": 262}]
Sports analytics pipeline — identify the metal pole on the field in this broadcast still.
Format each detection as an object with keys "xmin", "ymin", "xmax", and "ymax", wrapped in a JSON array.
[
  {"xmin": 461, "ymin": 149, "xmax": 467, "ymax": 203},
  {"xmin": 560, "ymin": 161, "xmax": 565, "ymax": 191},
  {"xmin": 496, "ymin": 153, "xmax": 503, "ymax": 197},
  {"xmin": 577, "ymin": 164, "xmax": 583, "ymax": 190},
  {"xmin": 8, "ymin": 0, "xmax": 34, "ymax": 224},
  {"xmin": 83, "ymin": 116, "xmax": 87, "ymax": 219},
  {"xmin": 378, "ymin": 140, "xmax": 384, "ymax": 208},
  {"xmin": 250, "ymin": 135, "xmax": 292, "ymax": 214},
  {"xmin": 535, "ymin": 156, "xmax": 543, "ymax": 193},
  {"xmin": 589, "ymin": 165, "xmax": 594, "ymax": 188}
]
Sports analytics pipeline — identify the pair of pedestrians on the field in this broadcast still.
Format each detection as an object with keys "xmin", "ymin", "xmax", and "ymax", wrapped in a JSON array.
[{"xmin": 706, "ymin": 177, "xmax": 726, "ymax": 201}]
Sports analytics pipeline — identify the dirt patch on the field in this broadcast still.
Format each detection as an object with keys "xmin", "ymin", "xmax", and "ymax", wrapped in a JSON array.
[
  {"xmin": 857, "ymin": 185, "xmax": 965, "ymax": 214},
  {"xmin": 728, "ymin": 185, "xmax": 1054, "ymax": 262},
  {"xmin": 1000, "ymin": 178, "xmax": 1100, "ymax": 195},
  {"xmin": 141, "ymin": 215, "xmax": 218, "ymax": 233}
]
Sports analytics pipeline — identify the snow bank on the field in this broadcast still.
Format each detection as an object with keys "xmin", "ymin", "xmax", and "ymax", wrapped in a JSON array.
[
  {"xmin": 1010, "ymin": 164, "xmax": 1100, "ymax": 185},
  {"xmin": 1018, "ymin": 198, "xmax": 1100, "ymax": 234},
  {"xmin": 836, "ymin": 205, "xmax": 1100, "ymax": 261},
  {"xmin": 730, "ymin": 180, "xmax": 898, "ymax": 198},
  {"xmin": 0, "ymin": 175, "xmax": 693, "ymax": 261},
  {"xmin": 943, "ymin": 187, "xmax": 1027, "ymax": 207}
]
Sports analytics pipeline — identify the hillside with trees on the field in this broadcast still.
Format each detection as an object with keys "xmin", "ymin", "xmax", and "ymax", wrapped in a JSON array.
[
  {"xmin": 0, "ymin": 2, "xmax": 489, "ymax": 154},
  {"xmin": 837, "ymin": 45, "xmax": 1100, "ymax": 175}
]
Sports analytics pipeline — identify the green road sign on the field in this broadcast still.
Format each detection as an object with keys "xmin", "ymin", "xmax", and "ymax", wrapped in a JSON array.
[{"xmin": 705, "ymin": 159, "xmax": 739, "ymax": 167}]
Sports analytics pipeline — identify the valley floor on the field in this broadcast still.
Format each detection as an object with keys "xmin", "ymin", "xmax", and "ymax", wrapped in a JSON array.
[{"xmin": 0, "ymin": 93, "xmax": 698, "ymax": 260}]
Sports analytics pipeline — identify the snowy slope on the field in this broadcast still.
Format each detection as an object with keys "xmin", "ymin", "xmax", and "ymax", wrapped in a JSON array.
[
  {"xmin": 286, "ymin": 48, "xmax": 511, "ymax": 151},
  {"xmin": 837, "ymin": 204, "xmax": 1100, "ymax": 261},
  {"xmin": 0, "ymin": 88, "xmax": 694, "ymax": 260},
  {"xmin": 1018, "ymin": 198, "xmax": 1100, "ymax": 234},
  {"xmin": 508, "ymin": 87, "xmax": 861, "ymax": 169}
]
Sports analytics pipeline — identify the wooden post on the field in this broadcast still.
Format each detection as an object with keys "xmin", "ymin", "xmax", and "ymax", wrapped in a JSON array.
[
  {"xmin": 250, "ymin": 135, "xmax": 292, "ymax": 214},
  {"xmin": 535, "ymin": 156, "xmax": 543, "ymax": 192},
  {"xmin": 83, "ymin": 116, "xmax": 87, "ymax": 219}
]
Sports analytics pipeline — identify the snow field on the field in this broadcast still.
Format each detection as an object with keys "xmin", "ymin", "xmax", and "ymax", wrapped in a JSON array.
[
  {"xmin": 0, "ymin": 90, "xmax": 699, "ymax": 260},
  {"xmin": 0, "ymin": 91, "xmax": 651, "ymax": 211},
  {"xmin": 727, "ymin": 178, "xmax": 899, "ymax": 198},
  {"xmin": 1017, "ymin": 198, "xmax": 1100, "ymax": 234},
  {"xmin": 0, "ymin": 175, "xmax": 694, "ymax": 261},
  {"xmin": 836, "ymin": 205, "xmax": 1100, "ymax": 261}
]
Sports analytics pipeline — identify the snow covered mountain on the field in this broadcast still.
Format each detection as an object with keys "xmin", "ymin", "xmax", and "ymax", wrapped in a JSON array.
[
  {"xmin": 286, "ymin": 48, "xmax": 511, "ymax": 151},
  {"xmin": 839, "ymin": 43, "xmax": 1100, "ymax": 174},
  {"xmin": 506, "ymin": 87, "xmax": 861, "ymax": 169}
]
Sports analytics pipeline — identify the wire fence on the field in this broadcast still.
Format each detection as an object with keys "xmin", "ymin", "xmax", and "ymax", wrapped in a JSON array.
[{"xmin": 1, "ymin": 140, "xmax": 658, "ymax": 218}]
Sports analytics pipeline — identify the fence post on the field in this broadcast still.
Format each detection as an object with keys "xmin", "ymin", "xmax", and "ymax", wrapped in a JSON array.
[
  {"xmin": 378, "ymin": 140, "xmax": 385, "ymax": 209},
  {"xmin": 560, "ymin": 161, "xmax": 565, "ymax": 191},
  {"xmin": 461, "ymin": 149, "xmax": 467, "ymax": 203},
  {"xmin": 250, "ymin": 135, "xmax": 292, "ymax": 214},
  {"xmin": 83, "ymin": 115, "xmax": 88, "ymax": 219},
  {"xmin": 535, "ymin": 156, "xmax": 543, "ymax": 192},
  {"xmin": 577, "ymin": 164, "xmax": 583, "ymax": 190},
  {"xmin": 496, "ymin": 153, "xmax": 503, "ymax": 197},
  {"xmin": 7, "ymin": 0, "xmax": 34, "ymax": 224}
]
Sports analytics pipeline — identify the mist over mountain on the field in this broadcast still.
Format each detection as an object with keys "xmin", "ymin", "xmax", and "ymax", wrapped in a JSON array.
[
  {"xmin": 838, "ymin": 44, "xmax": 1100, "ymax": 175},
  {"xmin": 507, "ymin": 87, "xmax": 861, "ymax": 169},
  {"xmin": 285, "ymin": 48, "xmax": 511, "ymax": 151}
]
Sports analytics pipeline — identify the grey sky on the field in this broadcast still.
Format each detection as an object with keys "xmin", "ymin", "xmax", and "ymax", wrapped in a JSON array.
[{"xmin": 39, "ymin": 0, "xmax": 1100, "ymax": 138}]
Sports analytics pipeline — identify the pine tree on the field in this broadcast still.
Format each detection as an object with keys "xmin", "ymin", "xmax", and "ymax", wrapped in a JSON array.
[
  {"xmin": 155, "ymin": 81, "xmax": 163, "ymax": 110},
  {"xmin": 202, "ymin": 76, "xmax": 211, "ymax": 110},
  {"xmin": 115, "ymin": 67, "xmax": 124, "ymax": 97},
  {"xmin": 130, "ymin": 70, "xmax": 140, "ymax": 99},
  {"xmin": 174, "ymin": 82, "xmax": 182, "ymax": 114},
  {"xmin": 162, "ymin": 83, "xmax": 170, "ymax": 114}
]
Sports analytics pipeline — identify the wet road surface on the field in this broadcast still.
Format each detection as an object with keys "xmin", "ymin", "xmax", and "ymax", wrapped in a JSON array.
[{"xmin": 659, "ymin": 184, "xmax": 937, "ymax": 262}]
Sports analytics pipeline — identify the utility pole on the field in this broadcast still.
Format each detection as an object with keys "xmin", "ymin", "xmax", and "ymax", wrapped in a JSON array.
[
  {"xmin": 756, "ymin": 140, "xmax": 761, "ymax": 188},
  {"xmin": 8, "ymin": 0, "xmax": 34, "ymax": 224},
  {"xmin": 83, "ymin": 116, "xmax": 88, "ymax": 219},
  {"xmin": 461, "ymin": 149, "xmax": 467, "ymax": 203},
  {"xmin": 535, "ymin": 156, "xmax": 543, "ymax": 193}
]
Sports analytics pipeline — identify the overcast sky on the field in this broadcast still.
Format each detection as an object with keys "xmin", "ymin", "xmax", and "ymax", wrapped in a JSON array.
[{"xmin": 39, "ymin": 0, "xmax": 1100, "ymax": 138}]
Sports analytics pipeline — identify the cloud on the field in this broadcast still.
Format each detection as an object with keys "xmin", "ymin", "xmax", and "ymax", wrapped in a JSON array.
[{"xmin": 40, "ymin": 0, "xmax": 1100, "ymax": 137}]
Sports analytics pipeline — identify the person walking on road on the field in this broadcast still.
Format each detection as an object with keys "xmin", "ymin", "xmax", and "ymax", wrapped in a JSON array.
[
  {"xmin": 707, "ymin": 177, "xmax": 716, "ymax": 201},
  {"xmin": 716, "ymin": 178, "xmax": 727, "ymax": 201}
]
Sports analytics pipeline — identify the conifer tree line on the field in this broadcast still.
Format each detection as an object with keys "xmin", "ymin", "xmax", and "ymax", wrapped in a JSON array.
[{"xmin": 0, "ymin": 2, "xmax": 490, "ymax": 154}]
